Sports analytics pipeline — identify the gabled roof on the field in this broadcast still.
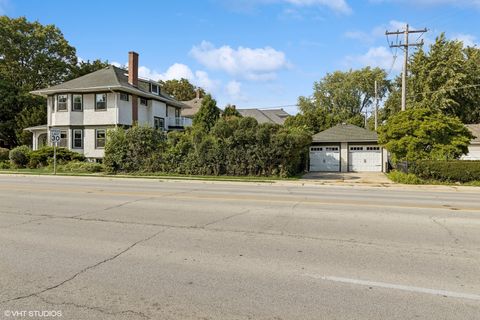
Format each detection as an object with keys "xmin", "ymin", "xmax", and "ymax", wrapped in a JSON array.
[
  {"xmin": 30, "ymin": 66, "xmax": 187, "ymax": 108},
  {"xmin": 24, "ymin": 125, "xmax": 47, "ymax": 132},
  {"xmin": 466, "ymin": 124, "xmax": 480, "ymax": 144},
  {"xmin": 312, "ymin": 124, "xmax": 378, "ymax": 143},
  {"xmin": 181, "ymin": 97, "xmax": 203, "ymax": 118},
  {"xmin": 237, "ymin": 108, "xmax": 289, "ymax": 125}
]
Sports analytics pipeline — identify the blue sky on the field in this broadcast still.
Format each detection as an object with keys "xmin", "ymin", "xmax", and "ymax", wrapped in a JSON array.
[{"xmin": 1, "ymin": 0, "xmax": 479, "ymax": 114}]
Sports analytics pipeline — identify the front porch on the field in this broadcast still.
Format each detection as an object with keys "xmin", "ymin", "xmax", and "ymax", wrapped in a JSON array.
[{"xmin": 24, "ymin": 125, "xmax": 48, "ymax": 150}]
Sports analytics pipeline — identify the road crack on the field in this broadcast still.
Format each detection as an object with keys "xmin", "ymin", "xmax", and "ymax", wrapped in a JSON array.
[
  {"xmin": 430, "ymin": 215, "xmax": 461, "ymax": 245},
  {"xmin": 201, "ymin": 209, "xmax": 251, "ymax": 227},
  {"xmin": 1, "ymin": 229, "xmax": 164, "ymax": 304},
  {"xmin": 36, "ymin": 295, "xmax": 150, "ymax": 319}
]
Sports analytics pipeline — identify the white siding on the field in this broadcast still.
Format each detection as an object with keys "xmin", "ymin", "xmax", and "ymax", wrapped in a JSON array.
[
  {"xmin": 83, "ymin": 127, "xmax": 110, "ymax": 159},
  {"xmin": 462, "ymin": 144, "xmax": 480, "ymax": 160},
  {"xmin": 118, "ymin": 94, "xmax": 132, "ymax": 126},
  {"xmin": 83, "ymin": 93, "xmax": 117, "ymax": 126}
]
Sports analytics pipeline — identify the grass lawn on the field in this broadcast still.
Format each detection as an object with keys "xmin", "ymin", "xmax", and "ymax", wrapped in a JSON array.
[{"xmin": 0, "ymin": 167, "xmax": 300, "ymax": 183}]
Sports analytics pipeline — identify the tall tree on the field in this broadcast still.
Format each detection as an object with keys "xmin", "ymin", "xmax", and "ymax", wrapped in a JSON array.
[
  {"xmin": 69, "ymin": 59, "xmax": 110, "ymax": 80},
  {"xmin": 193, "ymin": 94, "xmax": 221, "ymax": 132},
  {"xmin": 0, "ymin": 75, "xmax": 20, "ymax": 146},
  {"xmin": 222, "ymin": 104, "xmax": 242, "ymax": 118},
  {"xmin": 384, "ymin": 34, "xmax": 480, "ymax": 124},
  {"xmin": 286, "ymin": 67, "xmax": 389, "ymax": 133},
  {"xmin": 378, "ymin": 108, "xmax": 473, "ymax": 163},
  {"xmin": 159, "ymin": 78, "xmax": 205, "ymax": 101},
  {"xmin": 0, "ymin": 16, "xmax": 77, "ymax": 91}
]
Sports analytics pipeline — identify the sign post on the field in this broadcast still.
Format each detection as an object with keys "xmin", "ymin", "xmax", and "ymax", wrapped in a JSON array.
[{"xmin": 50, "ymin": 129, "xmax": 61, "ymax": 175}]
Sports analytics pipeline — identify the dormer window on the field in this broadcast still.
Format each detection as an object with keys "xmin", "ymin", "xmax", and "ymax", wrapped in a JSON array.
[{"xmin": 150, "ymin": 84, "xmax": 159, "ymax": 95}]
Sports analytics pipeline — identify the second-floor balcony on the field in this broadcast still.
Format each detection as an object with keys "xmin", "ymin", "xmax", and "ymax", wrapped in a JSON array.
[{"xmin": 168, "ymin": 117, "xmax": 193, "ymax": 129}]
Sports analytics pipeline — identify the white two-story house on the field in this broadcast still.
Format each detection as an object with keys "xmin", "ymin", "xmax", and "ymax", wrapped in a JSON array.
[{"xmin": 27, "ymin": 51, "xmax": 192, "ymax": 160}]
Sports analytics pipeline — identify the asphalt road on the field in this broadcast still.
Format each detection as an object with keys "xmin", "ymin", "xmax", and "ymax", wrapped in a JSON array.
[{"xmin": 0, "ymin": 175, "xmax": 479, "ymax": 320}]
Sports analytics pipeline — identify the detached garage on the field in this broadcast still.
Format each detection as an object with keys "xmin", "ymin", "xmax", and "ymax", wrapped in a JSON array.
[
  {"xmin": 462, "ymin": 124, "xmax": 480, "ymax": 160},
  {"xmin": 309, "ymin": 124, "xmax": 387, "ymax": 172}
]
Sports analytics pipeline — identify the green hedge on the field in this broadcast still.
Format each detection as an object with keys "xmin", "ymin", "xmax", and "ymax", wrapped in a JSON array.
[
  {"xmin": 28, "ymin": 146, "xmax": 85, "ymax": 168},
  {"xmin": 0, "ymin": 147, "xmax": 9, "ymax": 161},
  {"xmin": 104, "ymin": 120, "xmax": 312, "ymax": 177},
  {"xmin": 9, "ymin": 145, "xmax": 31, "ymax": 168},
  {"xmin": 410, "ymin": 160, "xmax": 480, "ymax": 183}
]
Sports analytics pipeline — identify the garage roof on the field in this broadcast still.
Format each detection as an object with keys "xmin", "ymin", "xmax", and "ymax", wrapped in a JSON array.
[{"xmin": 312, "ymin": 124, "xmax": 378, "ymax": 143}]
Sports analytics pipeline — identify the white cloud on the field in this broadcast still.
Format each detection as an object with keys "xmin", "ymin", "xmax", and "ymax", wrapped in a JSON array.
[
  {"xmin": 113, "ymin": 61, "xmax": 217, "ymax": 93},
  {"xmin": 190, "ymin": 41, "xmax": 289, "ymax": 81},
  {"xmin": 284, "ymin": 0, "xmax": 351, "ymax": 14},
  {"xmin": 345, "ymin": 46, "xmax": 402, "ymax": 72},
  {"xmin": 225, "ymin": 80, "xmax": 246, "ymax": 101},
  {"xmin": 452, "ymin": 33, "xmax": 478, "ymax": 47},
  {"xmin": 157, "ymin": 63, "xmax": 194, "ymax": 81}
]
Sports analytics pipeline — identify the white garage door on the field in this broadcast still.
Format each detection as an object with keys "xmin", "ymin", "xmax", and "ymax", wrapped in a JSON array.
[
  {"xmin": 348, "ymin": 145, "xmax": 382, "ymax": 172},
  {"xmin": 461, "ymin": 145, "xmax": 480, "ymax": 160},
  {"xmin": 309, "ymin": 146, "xmax": 340, "ymax": 172}
]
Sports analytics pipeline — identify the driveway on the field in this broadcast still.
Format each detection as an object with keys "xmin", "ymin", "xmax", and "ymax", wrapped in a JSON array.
[{"xmin": 302, "ymin": 171, "xmax": 392, "ymax": 184}]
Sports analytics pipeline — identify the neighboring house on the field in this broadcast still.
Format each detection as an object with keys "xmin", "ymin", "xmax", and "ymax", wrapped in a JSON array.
[
  {"xmin": 181, "ymin": 90, "xmax": 203, "ymax": 119},
  {"xmin": 237, "ymin": 108, "xmax": 290, "ymax": 125},
  {"xmin": 27, "ymin": 52, "xmax": 191, "ymax": 160},
  {"xmin": 309, "ymin": 123, "xmax": 388, "ymax": 172},
  {"xmin": 463, "ymin": 124, "xmax": 480, "ymax": 160}
]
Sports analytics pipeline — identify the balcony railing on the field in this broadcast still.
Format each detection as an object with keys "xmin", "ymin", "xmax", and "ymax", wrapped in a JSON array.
[{"xmin": 168, "ymin": 117, "xmax": 192, "ymax": 128}]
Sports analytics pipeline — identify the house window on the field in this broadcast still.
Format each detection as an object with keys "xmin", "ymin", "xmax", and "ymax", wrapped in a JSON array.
[
  {"xmin": 72, "ymin": 94, "xmax": 83, "ymax": 111},
  {"xmin": 72, "ymin": 129, "xmax": 83, "ymax": 149},
  {"xmin": 95, "ymin": 129, "xmax": 106, "ymax": 148},
  {"xmin": 57, "ymin": 94, "xmax": 68, "ymax": 111},
  {"xmin": 150, "ymin": 84, "xmax": 159, "ymax": 95},
  {"xmin": 120, "ymin": 92, "xmax": 129, "ymax": 101},
  {"xmin": 154, "ymin": 117, "xmax": 165, "ymax": 130},
  {"xmin": 59, "ymin": 130, "xmax": 67, "ymax": 147},
  {"xmin": 95, "ymin": 93, "xmax": 107, "ymax": 111},
  {"xmin": 140, "ymin": 97, "xmax": 148, "ymax": 106},
  {"xmin": 175, "ymin": 108, "xmax": 180, "ymax": 117}
]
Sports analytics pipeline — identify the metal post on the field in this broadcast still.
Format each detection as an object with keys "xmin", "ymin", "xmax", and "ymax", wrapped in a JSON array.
[
  {"xmin": 53, "ymin": 142, "xmax": 57, "ymax": 175},
  {"xmin": 401, "ymin": 24, "xmax": 409, "ymax": 111},
  {"xmin": 374, "ymin": 80, "xmax": 378, "ymax": 131}
]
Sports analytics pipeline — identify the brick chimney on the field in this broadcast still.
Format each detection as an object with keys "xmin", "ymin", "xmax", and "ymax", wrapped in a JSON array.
[
  {"xmin": 128, "ymin": 51, "xmax": 139, "ymax": 123},
  {"xmin": 128, "ymin": 51, "xmax": 139, "ymax": 87}
]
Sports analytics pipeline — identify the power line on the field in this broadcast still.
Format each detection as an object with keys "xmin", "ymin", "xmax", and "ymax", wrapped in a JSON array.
[{"xmin": 386, "ymin": 24, "xmax": 428, "ymax": 111}]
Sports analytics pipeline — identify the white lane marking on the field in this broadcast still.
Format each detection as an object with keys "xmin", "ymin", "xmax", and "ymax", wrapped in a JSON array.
[{"xmin": 304, "ymin": 274, "xmax": 480, "ymax": 301}]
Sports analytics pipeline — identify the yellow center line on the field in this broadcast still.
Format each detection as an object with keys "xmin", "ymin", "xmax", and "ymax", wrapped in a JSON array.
[{"xmin": 1, "ymin": 184, "xmax": 479, "ymax": 212}]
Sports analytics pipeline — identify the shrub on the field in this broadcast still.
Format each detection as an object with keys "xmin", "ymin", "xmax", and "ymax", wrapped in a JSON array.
[
  {"xmin": 410, "ymin": 160, "xmax": 480, "ymax": 183},
  {"xmin": 104, "ymin": 119, "xmax": 312, "ymax": 177},
  {"xmin": 58, "ymin": 161, "xmax": 104, "ymax": 173},
  {"xmin": 9, "ymin": 145, "xmax": 31, "ymax": 168},
  {"xmin": 387, "ymin": 171, "xmax": 424, "ymax": 184},
  {"xmin": 28, "ymin": 146, "xmax": 85, "ymax": 168},
  {"xmin": 0, "ymin": 161, "xmax": 11, "ymax": 169},
  {"xmin": 0, "ymin": 147, "xmax": 9, "ymax": 161}
]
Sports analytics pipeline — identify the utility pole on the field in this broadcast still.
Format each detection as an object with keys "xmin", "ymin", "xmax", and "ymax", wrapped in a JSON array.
[
  {"xmin": 374, "ymin": 80, "xmax": 378, "ymax": 131},
  {"xmin": 386, "ymin": 24, "xmax": 427, "ymax": 111}
]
